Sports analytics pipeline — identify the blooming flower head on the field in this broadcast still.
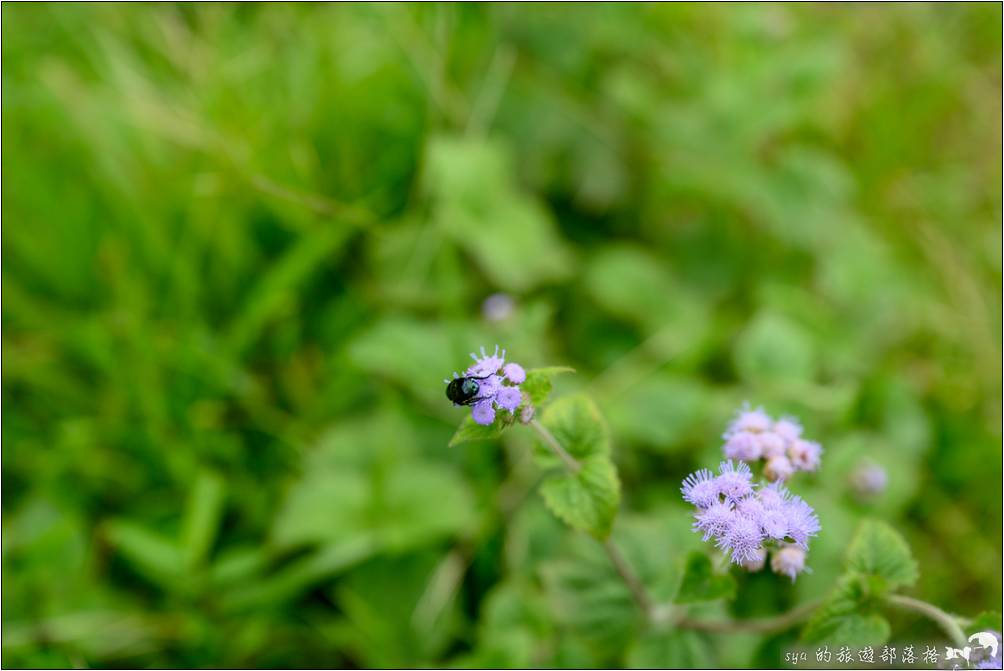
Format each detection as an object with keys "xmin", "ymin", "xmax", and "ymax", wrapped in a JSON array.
[
  {"xmin": 693, "ymin": 500, "xmax": 734, "ymax": 541},
  {"xmin": 681, "ymin": 468, "xmax": 719, "ymax": 508},
  {"xmin": 682, "ymin": 407, "xmax": 822, "ymax": 581},
  {"xmin": 716, "ymin": 460, "xmax": 754, "ymax": 502},
  {"xmin": 445, "ymin": 345, "xmax": 525, "ymax": 426},
  {"xmin": 725, "ymin": 404, "xmax": 773, "ymax": 437},
  {"xmin": 717, "ymin": 515, "xmax": 764, "ymax": 565},
  {"xmin": 721, "ymin": 404, "xmax": 824, "ymax": 480},
  {"xmin": 724, "ymin": 432, "xmax": 762, "ymax": 461}
]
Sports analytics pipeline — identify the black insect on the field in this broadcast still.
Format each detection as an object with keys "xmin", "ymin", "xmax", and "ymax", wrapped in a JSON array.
[{"xmin": 445, "ymin": 374, "xmax": 491, "ymax": 406}]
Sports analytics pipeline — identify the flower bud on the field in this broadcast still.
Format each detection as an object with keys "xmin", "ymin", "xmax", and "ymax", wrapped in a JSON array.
[
  {"xmin": 849, "ymin": 462, "xmax": 887, "ymax": 499},
  {"xmin": 740, "ymin": 545, "xmax": 768, "ymax": 572},
  {"xmin": 757, "ymin": 431, "xmax": 787, "ymax": 459},
  {"xmin": 519, "ymin": 399, "xmax": 535, "ymax": 425},
  {"xmin": 764, "ymin": 455, "xmax": 794, "ymax": 482},
  {"xmin": 770, "ymin": 545, "xmax": 807, "ymax": 581},
  {"xmin": 481, "ymin": 293, "xmax": 514, "ymax": 322}
]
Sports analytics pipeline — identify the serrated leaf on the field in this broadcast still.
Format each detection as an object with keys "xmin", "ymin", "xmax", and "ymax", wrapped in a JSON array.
[
  {"xmin": 522, "ymin": 366, "xmax": 575, "ymax": 406},
  {"xmin": 966, "ymin": 611, "xmax": 1003, "ymax": 637},
  {"xmin": 540, "ymin": 455, "xmax": 620, "ymax": 539},
  {"xmin": 448, "ymin": 414, "xmax": 507, "ymax": 447},
  {"xmin": 626, "ymin": 628, "xmax": 706, "ymax": 669},
  {"xmin": 802, "ymin": 574, "xmax": 890, "ymax": 647},
  {"xmin": 674, "ymin": 552, "xmax": 736, "ymax": 604},
  {"xmin": 535, "ymin": 393, "xmax": 609, "ymax": 468},
  {"xmin": 845, "ymin": 519, "xmax": 918, "ymax": 589},
  {"xmin": 803, "ymin": 611, "xmax": 890, "ymax": 648}
]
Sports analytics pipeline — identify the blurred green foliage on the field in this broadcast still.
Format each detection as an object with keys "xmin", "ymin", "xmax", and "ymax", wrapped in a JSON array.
[{"xmin": 2, "ymin": 3, "xmax": 1001, "ymax": 668}]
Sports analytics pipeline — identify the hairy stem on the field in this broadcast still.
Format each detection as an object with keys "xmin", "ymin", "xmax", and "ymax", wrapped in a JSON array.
[
  {"xmin": 528, "ymin": 419, "xmax": 581, "ymax": 473},
  {"xmin": 885, "ymin": 594, "xmax": 967, "ymax": 647},
  {"xmin": 675, "ymin": 598, "xmax": 821, "ymax": 634},
  {"xmin": 603, "ymin": 538, "xmax": 654, "ymax": 618},
  {"xmin": 528, "ymin": 419, "xmax": 657, "ymax": 617}
]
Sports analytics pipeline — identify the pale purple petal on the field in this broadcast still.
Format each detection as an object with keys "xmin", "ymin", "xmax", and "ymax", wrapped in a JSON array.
[
  {"xmin": 496, "ymin": 386, "xmax": 521, "ymax": 412},
  {"xmin": 471, "ymin": 400, "xmax": 496, "ymax": 426},
  {"xmin": 502, "ymin": 362, "xmax": 526, "ymax": 384}
]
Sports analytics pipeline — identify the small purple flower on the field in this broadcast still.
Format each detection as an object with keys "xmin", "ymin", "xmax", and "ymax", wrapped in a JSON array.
[
  {"xmin": 764, "ymin": 455, "xmax": 794, "ymax": 482},
  {"xmin": 466, "ymin": 344, "xmax": 507, "ymax": 377},
  {"xmin": 850, "ymin": 462, "xmax": 888, "ymax": 498},
  {"xmin": 783, "ymin": 496, "xmax": 821, "ymax": 549},
  {"xmin": 496, "ymin": 386, "xmax": 522, "ymax": 412},
  {"xmin": 446, "ymin": 345, "xmax": 526, "ymax": 426},
  {"xmin": 770, "ymin": 545, "xmax": 807, "ymax": 581},
  {"xmin": 788, "ymin": 439, "xmax": 822, "ymax": 472},
  {"xmin": 725, "ymin": 404, "xmax": 772, "ymax": 437},
  {"xmin": 760, "ymin": 508, "xmax": 790, "ymax": 540},
  {"xmin": 735, "ymin": 496, "xmax": 765, "ymax": 520},
  {"xmin": 723, "ymin": 432, "xmax": 762, "ymax": 461},
  {"xmin": 682, "ymin": 468, "xmax": 719, "ymax": 508},
  {"xmin": 757, "ymin": 431, "xmax": 787, "ymax": 459},
  {"xmin": 481, "ymin": 293, "xmax": 515, "ymax": 322},
  {"xmin": 717, "ymin": 515, "xmax": 764, "ymax": 565},
  {"xmin": 503, "ymin": 362, "xmax": 526, "ymax": 384},
  {"xmin": 716, "ymin": 461, "xmax": 754, "ymax": 502},
  {"xmin": 757, "ymin": 481, "xmax": 791, "ymax": 510},
  {"xmin": 471, "ymin": 400, "xmax": 495, "ymax": 425},
  {"xmin": 693, "ymin": 500, "xmax": 734, "ymax": 541},
  {"xmin": 773, "ymin": 417, "xmax": 803, "ymax": 443}
]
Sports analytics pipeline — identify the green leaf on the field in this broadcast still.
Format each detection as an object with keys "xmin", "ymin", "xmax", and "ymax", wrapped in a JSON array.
[
  {"xmin": 522, "ymin": 366, "xmax": 575, "ymax": 407},
  {"xmin": 626, "ymin": 628, "xmax": 706, "ymax": 669},
  {"xmin": 448, "ymin": 414, "xmax": 507, "ymax": 447},
  {"xmin": 103, "ymin": 520, "xmax": 184, "ymax": 589},
  {"xmin": 802, "ymin": 574, "xmax": 891, "ymax": 647},
  {"xmin": 425, "ymin": 135, "xmax": 574, "ymax": 291},
  {"xmin": 539, "ymin": 535, "xmax": 640, "ymax": 653},
  {"xmin": 180, "ymin": 469, "xmax": 226, "ymax": 568},
  {"xmin": 734, "ymin": 312, "xmax": 817, "ymax": 384},
  {"xmin": 965, "ymin": 611, "xmax": 1003, "ymax": 637},
  {"xmin": 535, "ymin": 393, "xmax": 609, "ymax": 467},
  {"xmin": 540, "ymin": 455, "xmax": 620, "ymax": 539},
  {"xmin": 845, "ymin": 519, "xmax": 919, "ymax": 590},
  {"xmin": 674, "ymin": 552, "xmax": 736, "ymax": 604}
]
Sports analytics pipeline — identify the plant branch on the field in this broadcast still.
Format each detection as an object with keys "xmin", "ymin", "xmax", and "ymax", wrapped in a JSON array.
[
  {"xmin": 603, "ymin": 538, "xmax": 654, "ymax": 619},
  {"xmin": 674, "ymin": 598, "xmax": 822, "ymax": 634},
  {"xmin": 528, "ymin": 419, "xmax": 581, "ymax": 473},
  {"xmin": 885, "ymin": 594, "xmax": 967, "ymax": 647},
  {"xmin": 527, "ymin": 419, "xmax": 659, "ymax": 619}
]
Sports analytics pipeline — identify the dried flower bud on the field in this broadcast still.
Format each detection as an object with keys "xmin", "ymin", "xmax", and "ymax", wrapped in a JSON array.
[
  {"xmin": 849, "ymin": 462, "xmax": 888, "ymax": 498},
  {"xmin": 770, "ymin": 545, "xmax": 807, "ymax": 581},
  {"xmin": 764, "ymin": 455, "xmax": 794, "ymax": 482},
  {"xmin": 740, "ymin": 546, "xmax": 768, "ymax": 572}
]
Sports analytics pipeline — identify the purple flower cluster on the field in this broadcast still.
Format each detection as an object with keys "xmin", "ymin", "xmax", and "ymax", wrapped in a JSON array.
[
  {"xmin": 682, "ymin": 461, "xmax": 820, "ymax": 579},
  {"xmin": 446, "ymin": 345, "xmax": 526, "ymax": 426},
  {"xmin": 722, "ymin": 405, "xmax": 822, "ymax": 482}
]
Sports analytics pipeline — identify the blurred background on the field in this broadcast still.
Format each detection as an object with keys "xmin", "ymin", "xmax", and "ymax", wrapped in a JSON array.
[{"xmin": 2, "ymin": 3, "xmax": 1001, "ymax": 668}]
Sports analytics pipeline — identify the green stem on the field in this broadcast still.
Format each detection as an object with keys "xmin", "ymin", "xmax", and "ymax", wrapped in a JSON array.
[
  {"xmin": 528, "ymin": 419, "xmax": 581, "ymax": 473},
  {"xmin": 602, "ymin": 538, "xmax": 654, "ymax": 619},
  {"xmin": 885, "ymin": 594, "xmax": 967, "ymax": 647},
  {"xmin": 674, "ymin": 599, "xmax": 821, "ymax": 634},
  {"xmin": 528, "ymin": 419, "xmax": 656, "ymax": 617}
]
